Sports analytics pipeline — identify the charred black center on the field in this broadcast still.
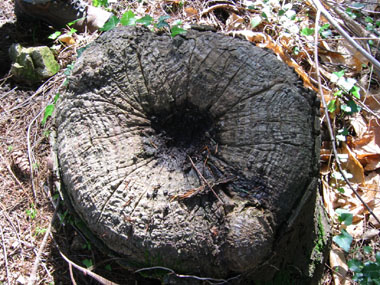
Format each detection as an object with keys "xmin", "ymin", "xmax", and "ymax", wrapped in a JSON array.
[{"xmin": 151, "ymin": 104, "xmax": 213, "ymax": 148}]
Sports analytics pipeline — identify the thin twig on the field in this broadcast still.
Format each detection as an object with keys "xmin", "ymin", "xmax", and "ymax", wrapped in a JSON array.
[
  {"xmin": 59, "ymin": 250, "xmax": 118, "ymax": 285},
  {"xmin": 0, "ymin": 225, "xmax": 10, "ymax": 285},
  {"xmin": 68, "ymin": 263, "xmax": 78, "ymax": 285},
  {"xmin": 135, "ymin": 266, "xmax": 240, "ymax": 284},
  {"xmin": 187, "ymin": 155, "xmax": 224, "ymax": 204},
  {"xmin": 312, "ymin": 0, "xmax": 380, "ymax": 75},
  {"xmin": 27, "ymin": 109, "xmax": 44, "ymax": 202},
  {"xmin": 314, "ymin": 9, "xmax": 380, "ymax": 225}
]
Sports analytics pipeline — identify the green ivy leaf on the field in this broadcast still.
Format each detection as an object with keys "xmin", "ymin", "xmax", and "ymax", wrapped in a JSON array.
[
  {"xmin": 41, "ymin": 104, "xmax": 55, "ymax": 126},
  {"xmin": 351, "ymin": 85, "xmax": 360, "ymax": 99},
  {"xmin": 93, "ymin": 0, "xmax": 108, "ymax": 7},
  {"xmin": 100, "ymin": 15, "xmax": 120, "ymax": 31},
  {"xmin": 54, "ymin": 93, "xmax": 60, "ymax": 104},
  {"xmin": 278, "ymin": 9, "xmax": 285, "ymax": 16},
  {"xmin": 156, "ymin": 15, "xmax": 170, "ymax": 29},
  {"xmin": 327, "ymin": 99, "xmax": 336, "ymax": 112},
  {"xmin": 362, "ymin": 262, "xmax": 380, "ymax": 278},
  {"xmin": 319, "ymin": 23, "xmax": 332, "ymax": 38},
  {"xmin": 335, "ymin": 208, "xmax": 353, "ymax": 225},
  {"xmin": 48, "ymin": 31, "xmax": 62, "ymax": 40},
  {"xmin": 332, "ymin": 70, "xmax": 345, "ymax": 79},
  {"xmin": 363, "ymin": 246, "xmax": 372, "ymax": 254},
  {"xmin": 338, "ymin": 128, "xmax": 349, "ymax": 136},
  {"xmin": 171, "ymin": 25, "xmax": 186, "ymax": 37},
  {"xmin": 82, "ymin": 259, "xmax": 93, "ymax": 268},
  {"xmin": 251, "ymin": 15, "xmax": 262, "ymax": 28},
  {"xmin": 346, "ymin": 100, "xmax": 360, "ymax": 114},
  {"xmin": 334, "ymin": 89, "xmax": 343, "ymax": 97},
  {"xmin": 136, "ymin": 15, "xmax": 153, "ymax": 26},
  {"xmin": 333, "ymin": 229, "xmax": 352, "ymax": 252},
  {"xmin": 121, "ymin": 10, "xmax": 136, "ymax": 26},
  {"xmin": 348, "ymin": 259, "xmax": 363, "ymax": 272},
  {"xmin": 67, "ymin": 17, "xmax": 84, "ymax": 27},
  {"xmin": 337, "ymin": 77, "xmax": 356, "ymax": 92},
  {"xmin": 365, "ymin": 16, "xmax": 374, "ymax": 23},
  {"xmin": 300, "ymin": 27, "xmax": 315, "ymax": 36},
  {"xmin": 341, "ymin": 104, "xmax": 352, "ymax": 113},
  {"xmin": 345, "ymin": 8, "xmax": 357, "ymax": 19}
]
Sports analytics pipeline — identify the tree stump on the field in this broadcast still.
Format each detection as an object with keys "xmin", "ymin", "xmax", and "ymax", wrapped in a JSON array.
[{"xmin": 56, "ymin": 26, "xmax": 329, "ymax": 282}]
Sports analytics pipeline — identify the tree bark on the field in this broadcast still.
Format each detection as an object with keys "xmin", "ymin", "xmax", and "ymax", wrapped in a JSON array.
[{"xmin": 56, "ymin": 26, "xmax": 327, "ymax": 281}]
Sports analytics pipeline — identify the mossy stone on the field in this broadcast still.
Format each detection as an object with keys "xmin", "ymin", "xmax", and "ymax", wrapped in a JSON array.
[{"xmin": 9, "ymin": 44, "xmax": 60, "ymax": 85}]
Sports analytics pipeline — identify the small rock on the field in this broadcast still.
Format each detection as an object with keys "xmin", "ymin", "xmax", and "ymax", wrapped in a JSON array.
[{"xmin": 9, "ymin": 43, "xmax": 60, "ymax": 85}]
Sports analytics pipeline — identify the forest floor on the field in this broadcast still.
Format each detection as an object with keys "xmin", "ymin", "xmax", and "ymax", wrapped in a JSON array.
[{"xmin": 0, "ymin": 0, "xmax": 380, "ymax": 284}]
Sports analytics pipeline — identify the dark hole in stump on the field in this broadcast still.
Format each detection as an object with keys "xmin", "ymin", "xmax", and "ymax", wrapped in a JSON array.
[{"xmin": 150, "ymin": 103, "xmax": 214, "ymax": 148}]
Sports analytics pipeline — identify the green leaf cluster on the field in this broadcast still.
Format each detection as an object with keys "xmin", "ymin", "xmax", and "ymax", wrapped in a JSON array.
[
  {"xmin": 41, "ymin": 93, "xmax": 60, "ymax": 126},
  {"xmin": 328, "ymin": 70, "xmax": 361, "ymax": 115},
  {"xmin": 349, "ymin": 250, "xmax": 380, "ymax": 284},
  {"xmin": 26, "ymin": 203, "xmax": 37, "ymax": 220},
  {"xmin": 92, "ymin": 0, "xmax": 108, "ymax": 8},
  {"xmin": 333, "ymin": 209, "xmax": 353, "ymax": 252},
  {"xmin": 100, "ymin": 10, "xmax": 186, "ymax": 38}
]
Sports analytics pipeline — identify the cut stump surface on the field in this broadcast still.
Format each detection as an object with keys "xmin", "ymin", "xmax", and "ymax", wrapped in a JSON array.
[{"xmin": 56, "ymin": 26, "xmax": 322, "ymax": 280}]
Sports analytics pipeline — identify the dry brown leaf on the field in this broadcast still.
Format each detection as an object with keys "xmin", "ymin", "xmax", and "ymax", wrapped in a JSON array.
[
  {"xmin": 319, "ymin": 40, "xmax": 347, "ymax": 68},
  {"xmin": 362, "ymin": 228, "xmax": 380, "ymax": 240},
  {"xmin": 329, "ymin": 244, "xmax": 349, "ymax": 285},
  {"xmin": 339, "ymin": 143, "xmax": 365, "ymax": 184},
  {"xmin": 351, "ymin": 119, "xmax": 380, "ymax": 160},
  {"xmin": 320, "ymin": 147, "xmax": 332, "ymax": 162},
  {"xmin": 363, "ymin": 92, "xmax": 380, "ymax": 113},
  {"xmin": 346, "ymin": 220, "xmax": 364, "ymax": 239},
  {"xmin": 58, "ymin": 34, "xmax": 76, "ymax": 46},
  {"xmin": 337, "ymin": 39, "xmax": 369, "ymax": 73},
  {"xmin": 226, "ymin": 13, "xmax": 244, "ymax": 31},
  {"xmin": 369, "ymin": 206, "xmax": 380, "ymax": 228},
  {"xmin": 363, "ymin": 154, "xmax": 380, "ymax": 171},
  {"xmin": 349, "ymin": 113, "xmax": 368, "ymax": 139},
  {"xmin": 363, "ymin": 172, "xmax": 380, "ymax": 227},
  {"xmin": 184, "ymin": 7, "xmax": 198, "ymax": 17}
]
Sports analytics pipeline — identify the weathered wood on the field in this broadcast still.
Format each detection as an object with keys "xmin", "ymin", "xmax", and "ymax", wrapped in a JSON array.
[{"xmin": 56, "ymin": 26, "xmax": 326, "ymax": 281}]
